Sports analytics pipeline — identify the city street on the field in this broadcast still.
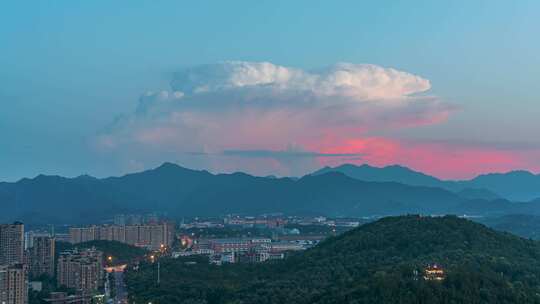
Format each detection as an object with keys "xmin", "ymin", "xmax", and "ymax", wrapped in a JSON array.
[{"xmin": 113, "ymin": 271, "xmax": 128, "ymax": 304}]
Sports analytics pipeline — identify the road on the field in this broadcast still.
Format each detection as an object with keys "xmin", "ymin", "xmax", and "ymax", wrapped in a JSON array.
[{"xmin": 113, "ymin": 271, "xmax": 128, "ymax": 304}]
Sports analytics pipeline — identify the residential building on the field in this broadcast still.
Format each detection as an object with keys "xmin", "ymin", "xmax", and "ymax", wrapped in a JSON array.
[
  {"xmin": 0, "ymin": 223, "xmax": 25, "ymax": 265},
  {"xmin": 57, "ymin": 248, "xmax": 103, "ymax": 293},
  {"xmin": 124, "ymin": 226, "xmax": 139, "ymax": 246},
  {"xmin": 25, "ymin": 231, "xmax": 51, "ymax": 250},
  {"xmin": 69, "ymin": 223, "xmax": 175, "ymax": 250},
  {"xmin": 137, "ymin": 226, "xmax": 152, "ymax": 247},
  {"xmin": 69, "ymin": 227, "xmax": 97, "ymax": 245},
  {"xmin": 209, "ymin": 239, "xmax": 251, "ymax": 254},
  {"xmin": 111, "ymin": 226, "xmax": 125, "ymax": 243},
  {"xmin": 0, "ymin": 264, "xmax": 27, "ymax": 304},
  {"xmin": 97, "ymin": 226, "xmax": 113, "ymax": 241},
  {"xmin": 29, "ymin": 236, "xmax": 55, "ymax": 278}
]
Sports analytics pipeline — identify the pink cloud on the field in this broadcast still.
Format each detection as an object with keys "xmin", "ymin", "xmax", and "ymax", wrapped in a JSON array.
[
  {"xmin": 96, "ymin": 61, "xmax": 540, "ymax": 179},
  {"xmin": 315, "ymin": 137, "xmax": 540, "ymax": 179}
]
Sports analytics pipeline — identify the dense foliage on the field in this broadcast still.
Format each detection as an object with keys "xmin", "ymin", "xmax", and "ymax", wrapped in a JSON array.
[
  {"xmin": 29, "ymin": 275, "xmax": 58, "ymax": 304},
  {"xmin": 479, "ymin": 214, "xmax": 540, "ymax": 240},
  {"xmin": 126, "ymin": 215, "xmax": 540, "ymax": 304}
]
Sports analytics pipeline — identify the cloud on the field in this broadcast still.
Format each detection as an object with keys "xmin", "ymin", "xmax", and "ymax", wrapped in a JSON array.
[
  {"xmin": 221, "ymin": 149, "xmax": 362, "ymax": 159},
  {"xmin": 95, "ymin": 61, "xmax": 456, "ymax": 176},
  {"xmin": 170, "ymin": 61, "xmax": 431, "ymax": 100},
  {"xmin": 317, "ymin": 137, "xmax": 540, "ymax": 180}
]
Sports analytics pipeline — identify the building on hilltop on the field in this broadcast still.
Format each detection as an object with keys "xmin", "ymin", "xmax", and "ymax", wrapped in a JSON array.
[{"xmin": 423, "ymin": 264, "xmax": 445, "ymax": 281}]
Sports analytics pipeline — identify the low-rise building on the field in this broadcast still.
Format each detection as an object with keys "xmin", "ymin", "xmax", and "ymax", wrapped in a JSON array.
[
  {"xmin": 43, "ymin": 292, "xmax": 92, "ymax": 304},
  {"xmin": 210, "ymin": 252, "xmax": 235, "ymax": 265},
  {"xmin": 424, "ymin": 264, "xmax": 445, "ymax": 281},
  {"xmin": 210, "ymin": 239, "xmax": 251, "ymax": 254},
  {"xmin": 270, "ymin": 242, "xmax": 304, "ymax": 252}
]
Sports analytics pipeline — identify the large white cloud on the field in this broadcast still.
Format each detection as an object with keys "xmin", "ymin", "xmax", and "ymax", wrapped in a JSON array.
[
  {"xmin": 96, "ymin": 61, "xmax": 450, "ymax": 176},
  {"xmin": 170, "ymin": 61, "xmax": 431, "ymax": 100}
]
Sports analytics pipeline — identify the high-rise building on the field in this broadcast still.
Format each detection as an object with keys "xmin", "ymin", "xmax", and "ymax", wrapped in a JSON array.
[
  {"xmin": 57, "ymin": 248, "xmax": 103, "ymax": 293},
  {"xmin": 165, "ymin": 221, "xmax": 176, "ymax": 247},
  {"xmin": 0, "ymin": 264, "xmax": 28, "ymax": 304},
  {"xmin": 24, "ymin": 231, "xmax": 51, "ymax": 250},
  {"xmin": 137, "ymin": 226, "xmax": 153, "ymax": 247},
  {"xmin": 0, "ymin": 223, "xmax": 25, "ymax": 265},
  {"xmin": 69, "ymin": 227, "xmax": 97, "ymax": 244},
  {"xmin": 124, "ymin": 226, "xmax": 139, "ymax": 246},
  {"xmin": 150, "ymin": 225, "xmax": 165, "ymax": 249},
  {"xmin": 68, "ymin": 222, "xmax": 176, "ymax": 250},
  {"xmin": 111, "ymin": 226, "xmax": 125, "ymax": 243},
  {"xmin": 69, "ymin": 228, "xmax": 81, "ymax": 244},
  {"xmin": 80, "ymin": 227, "xmax": 97, "ymax": 243},
  {"xmin": 97, "ymin": 226, "xmax": 113, "ymax": 241},
  {"xmin": 29, "ymin": 237, "xmax": 55, "ymax": 278}
]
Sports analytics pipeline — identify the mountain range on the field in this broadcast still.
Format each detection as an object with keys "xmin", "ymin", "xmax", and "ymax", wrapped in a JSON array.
[
  {"xmin": 314, "ymin": 164, "xmax": 540, "ymax": 201},
  {"xmin": 2, "ymin": 162, "xmax": 540, "ymax": 225}
]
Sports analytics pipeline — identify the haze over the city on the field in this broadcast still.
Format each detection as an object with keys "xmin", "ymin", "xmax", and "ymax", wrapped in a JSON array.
[{"xmin": 2, "ymin": 1, "xmax": 540, "ymax": 181}]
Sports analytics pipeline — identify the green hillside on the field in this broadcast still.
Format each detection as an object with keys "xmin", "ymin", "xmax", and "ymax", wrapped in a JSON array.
[{"xmin": 126, "ymin": 215, "xmax": 540, "ymax": 304}]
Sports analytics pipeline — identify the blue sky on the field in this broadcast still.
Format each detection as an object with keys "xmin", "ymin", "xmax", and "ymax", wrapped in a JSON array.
[{"xmin": 1, "ymin": 1, "xmax": 539, "ymax": 181}]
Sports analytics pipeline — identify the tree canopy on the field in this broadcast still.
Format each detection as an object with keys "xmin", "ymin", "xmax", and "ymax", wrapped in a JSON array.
[{"xmin": 126, "ymin": 215, "xmax": 540, "ymax": 304}]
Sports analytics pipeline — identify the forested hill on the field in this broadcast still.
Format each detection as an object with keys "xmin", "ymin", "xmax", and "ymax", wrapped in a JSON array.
[{"xmin": 127, "ymin": 215, "xmax": 540, "ymax": 304}]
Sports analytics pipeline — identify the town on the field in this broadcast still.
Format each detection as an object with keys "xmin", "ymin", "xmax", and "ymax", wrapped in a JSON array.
[{"xmin": 1, "ymin": 213, "xmax": 377, "ymax": 304}]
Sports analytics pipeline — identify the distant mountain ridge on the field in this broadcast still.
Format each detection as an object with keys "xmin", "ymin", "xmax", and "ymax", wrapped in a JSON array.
[
  {"xmin": 2, "ymin": 162, "xmax": 540, "ymax": 225},
  {"xmin": 313, "ymin": 164, "xmax": 540, "ymax": 201}
]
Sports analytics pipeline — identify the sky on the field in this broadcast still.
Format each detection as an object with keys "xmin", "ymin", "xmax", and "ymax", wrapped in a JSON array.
[{"xmin": 1, "ymin": 1, "xmax": 540, "ymax": 181}]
